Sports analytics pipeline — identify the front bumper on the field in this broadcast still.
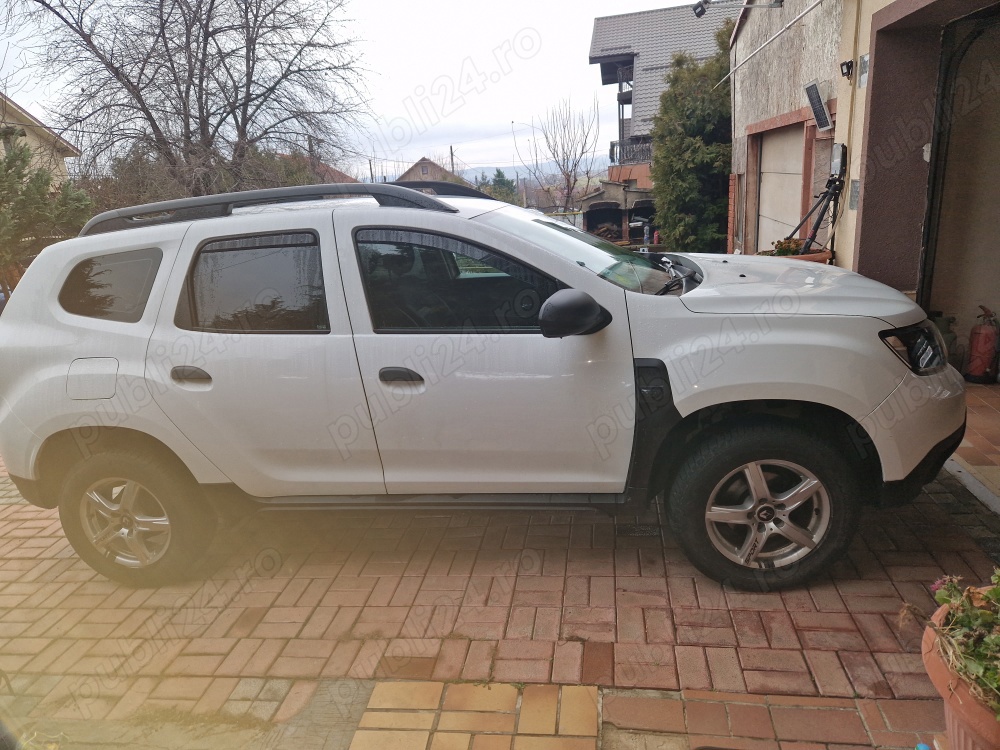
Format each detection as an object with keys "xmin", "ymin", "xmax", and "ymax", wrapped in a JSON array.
[
  {"xmin": 879, "ymin": 420, "xmax": 965, "ymax": 505},
  {"xmin": 862, "ymin": 365, "xmax": 966, "ymax": 483}
]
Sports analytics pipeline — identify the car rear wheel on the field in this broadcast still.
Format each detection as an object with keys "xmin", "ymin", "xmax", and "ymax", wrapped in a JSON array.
[
  {"xmin": 58, "ymin": 450, "xmax": 214, "ymax": 587},
  {"xmin": 666, "ymin": 422, "xmax": 860, "ymax": 591}
]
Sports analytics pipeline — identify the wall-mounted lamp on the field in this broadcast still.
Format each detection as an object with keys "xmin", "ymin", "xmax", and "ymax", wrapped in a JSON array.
[
  {"xmin": 693, "ymin": 0, "xmax": 784, "ymax": 18},
  {"xmin": 840, "ymin": 59, "xmax": 854, "ymax": 79}
]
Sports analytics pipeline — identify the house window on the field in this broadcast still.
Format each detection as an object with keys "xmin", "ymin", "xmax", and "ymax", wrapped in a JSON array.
[{"xmin": 421, "ymin": 165, "xmax": 429, "ymax": 175}]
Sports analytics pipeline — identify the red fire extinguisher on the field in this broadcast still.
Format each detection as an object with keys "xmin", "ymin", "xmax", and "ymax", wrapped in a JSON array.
[{"xmin": 965, "ymin": 305, "xmax": 999, "ymax": 383}]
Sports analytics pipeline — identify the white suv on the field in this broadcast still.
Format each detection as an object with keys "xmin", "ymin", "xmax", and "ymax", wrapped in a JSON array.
[{"xmin": 0, "ymin": 183, "xmax": 966, "ymax": 590}]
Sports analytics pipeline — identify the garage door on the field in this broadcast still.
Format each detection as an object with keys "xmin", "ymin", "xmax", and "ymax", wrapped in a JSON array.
[{"xmin": 756, "ymin": 124, "xmax": 804, "ymax": 253}]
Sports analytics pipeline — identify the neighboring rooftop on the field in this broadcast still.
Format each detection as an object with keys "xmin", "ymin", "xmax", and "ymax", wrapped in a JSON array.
[
  {"xmin": 589, "ymin": 5, "xmax": 740, "ymax": 138},
  {"xmin": 398, "ymin": 157, "xmax": 472, "ymax": 187},
  {"xmin": 0, "ymin": 92, "xmax": 80, "ymax": 158}
]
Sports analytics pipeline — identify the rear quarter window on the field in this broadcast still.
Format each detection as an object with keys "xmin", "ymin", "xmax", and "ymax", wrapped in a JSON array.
[{"xmin": 58, "ymin": 248, "xmax": 163, "ymax": 323}]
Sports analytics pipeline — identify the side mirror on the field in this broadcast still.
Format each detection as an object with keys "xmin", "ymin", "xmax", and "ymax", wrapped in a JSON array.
[{"xmin": 539, "ymin": 289, "xmax": 611, "ymax": 339}]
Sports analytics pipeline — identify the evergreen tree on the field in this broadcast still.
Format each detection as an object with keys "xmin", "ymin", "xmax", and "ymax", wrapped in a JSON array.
[
  {"xmin": 490, "ymin": 169, "xmax": 518, "ymax": 204},
  {"xmin": 474, "ymin": 168, "xmax": 520, "ymax": 205},
  {"xmin": 650, "ymin": 20, "xmax": 734, "ymax": 253},
  {"xmin": 0, "ymin": 129, "xmax": 92, "ymax": 296}
]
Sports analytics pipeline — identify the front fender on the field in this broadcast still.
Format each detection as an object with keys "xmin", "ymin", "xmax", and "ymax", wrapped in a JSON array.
[{"xmin": 626, "ymin": 294, "xmax": 913, "ymax": 483}]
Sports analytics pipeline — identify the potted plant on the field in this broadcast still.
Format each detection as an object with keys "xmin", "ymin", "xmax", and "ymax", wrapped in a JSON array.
[
  {"xmin": 762, "ymin": 237, "xmax": 833, "ymax": 264},
  {"xmin": 916, "ymin": 572, "xmax": 1000, "ymax": 750},
  {"xmin": 772, "ymin": 237, "xmax": 804, "ymax": 255}
]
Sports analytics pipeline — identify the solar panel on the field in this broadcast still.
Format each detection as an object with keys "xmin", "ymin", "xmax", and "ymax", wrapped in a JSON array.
[{"xmin": 804, "ymin": 80, "xmax": 833, "ymax": 131}]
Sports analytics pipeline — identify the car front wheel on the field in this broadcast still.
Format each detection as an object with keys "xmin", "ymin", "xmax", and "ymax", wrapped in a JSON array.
[
  {"xmin": 58, "ymin": 450, "xmax": 214, "ymax": 587},
  {"xmin": 666, "ymin": 422, "xmax": 861, "ymax": 591}
]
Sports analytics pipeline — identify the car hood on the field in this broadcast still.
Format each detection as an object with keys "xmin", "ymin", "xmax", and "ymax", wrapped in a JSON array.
[{"xmin": 677, "ymin": 254, "xmax": 924, "ymax": 327}]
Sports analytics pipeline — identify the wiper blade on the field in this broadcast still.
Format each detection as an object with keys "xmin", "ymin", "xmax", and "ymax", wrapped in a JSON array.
[{"xmin": 655, "ymin": 279, "xmax": 685, "ymax": 296}]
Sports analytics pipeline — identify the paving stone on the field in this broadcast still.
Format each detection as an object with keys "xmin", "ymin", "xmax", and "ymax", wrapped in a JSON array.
[
  {"xmin": 518, "ymin": 684, "xmax": 559, "ymax": 734},
  {"xmin": 350, "ymin": 730, "xmax": 431, "ymax": 750},
  {"xmin": 770, "ymin": 706, "xmax": 870, "ymax": 745},
  {"xmin": 359, "ymin": 710, "xmax": 437, "ymax": 729},
  {"xmin": 431, "ymin": 733, "xmax": 472, "ymax": 750},
  {"xmin": 602, "ymin": 693, "xmax": 686, "ymax": 734},
  {"xmin": 437, "ymin": 710, "xmax": 518, "ymax": 733},
  {"xmin": 558, "ymin": 686, "xmax": 599, "ymax": 736},
  {"xmin": 368, "ymin": 680, "xmax": 444, "ymax": 710},
  {"xmin": 684, "ymin": 699, "xmax": 729, "ymax": 735},
  {"xmin": 444, "ymin": 683, "xmax": 518, "ymax": 712}
]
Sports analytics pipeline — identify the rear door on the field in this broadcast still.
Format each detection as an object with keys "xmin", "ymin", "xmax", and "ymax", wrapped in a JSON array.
[
  {"xmin": 145, "ymin": 211, "xmax": 385, "ymax": 497},
  {"xmin": 334, "ymin": 206, "xmax": 635, "ymax": 495}
]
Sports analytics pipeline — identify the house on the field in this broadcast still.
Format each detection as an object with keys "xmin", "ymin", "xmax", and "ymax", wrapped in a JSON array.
[
  {"xmin": 278, "ymin": 153, "xmax": 359, "ymax": 184},
  {"xmin": 585, "ymin": 5, "xmax": 740, "ymax": 240},
  {"xmin": 579, "ymin": 180, "xmax": 656, "ymax": 242},
  {"xmin": 397, "ymin": 157, "xmax": 471, "ymax": 186},
  {"xmin": 0, "ymin": 93, "xmax": 80, "ymax": 181},
  {"xmin": 727, "ymin": 0, "xmax": 1000, "ymax": 356}
]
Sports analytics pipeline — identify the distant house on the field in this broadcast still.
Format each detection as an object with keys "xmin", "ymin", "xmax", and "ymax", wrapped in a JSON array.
[
  {"xmin": 0, "ymin": 93, "xmax": 80, "ymax": 181},
  {"xmin": 397, "ymin": 157, "xmax": 471, "ymax": 186},
  {"xmin": 589, "ymin": 6, "xmax": 740, "ymax": 189},
  {"xmin": 278, "ymin": 153, "xmax": 359, "ymax": 184},
  {"xmin": 584, "ymin": 5, "xmax": 739, "ymax": 241}
]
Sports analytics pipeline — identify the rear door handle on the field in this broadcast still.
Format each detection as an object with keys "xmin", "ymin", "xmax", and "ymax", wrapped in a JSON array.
[
  {"xmin": 171, "ymin": 366, "xmax": 212, "ymax": 383},
  {"xmin": 379, "ymin": 367, "xmax": 423, "ymax": 384}
]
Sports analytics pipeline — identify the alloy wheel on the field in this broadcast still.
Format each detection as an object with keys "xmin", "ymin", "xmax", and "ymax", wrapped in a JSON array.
[
  {"xmin": 704, "ymin": 460, "xmax": 831, "ymax": 569},
  {"xmin": 79, "ymin": 478, "xmax": 172, "ymax": 568}
]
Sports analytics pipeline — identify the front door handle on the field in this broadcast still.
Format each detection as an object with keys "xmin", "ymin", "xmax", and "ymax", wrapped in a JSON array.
[
  {"xmin": 379, "ymin": 367, "xmax": 423, "ymax": 384},
  {"xmin": 171, "ymin": 366, "xmax": 212, "ymax": 383}
]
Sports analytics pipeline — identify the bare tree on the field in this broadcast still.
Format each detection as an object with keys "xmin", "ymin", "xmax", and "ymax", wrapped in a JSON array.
[
  {"xmin": 516, "ymin": 97, "xmax": 600, "ymax": 215},
  {"xmin": 4, "ymin": 0, "xmax": 363, "ymax": 196}
]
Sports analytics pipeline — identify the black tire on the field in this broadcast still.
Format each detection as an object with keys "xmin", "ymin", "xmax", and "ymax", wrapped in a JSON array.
[
  {"xmin": 665, "ymin": 421, "xmax": 861, "ymax": 591},
  {"xmin": 58, "ymin": 449, "xmax": 215, "ymax": 587}
]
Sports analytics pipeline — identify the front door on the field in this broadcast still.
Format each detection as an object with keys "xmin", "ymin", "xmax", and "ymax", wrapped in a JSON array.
[
  {"xmin": 334, "ymin": 209, "xmax": 635, "ymax": 495},
  {"xmin": 145, "ymin": 214, "xmax": 385, "ymax": 497}
]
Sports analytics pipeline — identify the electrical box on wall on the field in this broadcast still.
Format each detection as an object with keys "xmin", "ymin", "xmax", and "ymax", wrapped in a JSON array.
[
  {"xmin": 831, "ymin": 143, "xmax": 847, "ymax": 178},
  {"xmin": 858, "ymin": 54, "xmax": 870, "ymax": 88}
]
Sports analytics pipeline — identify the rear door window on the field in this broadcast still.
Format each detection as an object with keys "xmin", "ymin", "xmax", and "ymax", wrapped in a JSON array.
[{"xmin": 176, "ymin": 231, "xmax": 330, "ymax": 333}]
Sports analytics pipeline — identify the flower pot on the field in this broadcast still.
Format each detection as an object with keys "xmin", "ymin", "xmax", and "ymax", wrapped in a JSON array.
[
  {"xmin": 787, "ymin": 250, "xmax": 832, "ymax": 263},
  {"xmin": 760, "ymin": 249, "xmax": 832, "ymax": 263},
  {"xmin": 922, "ymin": 602, "xmax": 1000, "ymax": 750}
]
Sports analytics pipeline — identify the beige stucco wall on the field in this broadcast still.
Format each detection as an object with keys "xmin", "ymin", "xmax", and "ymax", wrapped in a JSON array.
[
  {"xmin": 731, "ymin": 0, "xmax": 844, "ymax": 176},
  {"xmin": 829, "ymin": 0, "xmax": 895, "ymax": 273}
]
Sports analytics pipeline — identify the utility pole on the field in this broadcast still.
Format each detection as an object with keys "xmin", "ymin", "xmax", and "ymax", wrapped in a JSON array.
[
  {"xmin": 450, "ymin": 146, "xmax": 455, "ymax": 175},
  {"xmin": 369, "ymin": 159, "xmax": 375, "ymax": 183}
]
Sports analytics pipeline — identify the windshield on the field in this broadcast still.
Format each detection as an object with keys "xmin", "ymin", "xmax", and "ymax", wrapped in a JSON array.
[{"xmin": 479, "ymin": 208, "xmax": 677, "ymax": 295}]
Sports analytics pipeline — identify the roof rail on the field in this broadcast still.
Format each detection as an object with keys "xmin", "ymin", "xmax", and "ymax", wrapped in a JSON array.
[
  {"xmin": 392, "ymin": 181, "xmax": 497, "ymax": 200},
  {"xmin": 79, "ymin": 183, "xmax": 460, "ymax": 236}
]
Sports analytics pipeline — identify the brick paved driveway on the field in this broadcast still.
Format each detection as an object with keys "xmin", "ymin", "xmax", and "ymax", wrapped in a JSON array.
[{"xmin": 0, "ymin": 466, "xmax": 998, "ymax": 739}]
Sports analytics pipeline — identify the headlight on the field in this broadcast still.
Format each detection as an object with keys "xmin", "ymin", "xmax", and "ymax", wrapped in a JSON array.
[{"xmin": 879, "ymin": 319, "xmax": 948, "ymax": 375}]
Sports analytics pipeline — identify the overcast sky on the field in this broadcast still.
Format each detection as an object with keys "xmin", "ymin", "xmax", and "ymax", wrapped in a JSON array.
[{"xmin": 1, "ymin": 0, "xmax": 693, "ymax": 176}]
